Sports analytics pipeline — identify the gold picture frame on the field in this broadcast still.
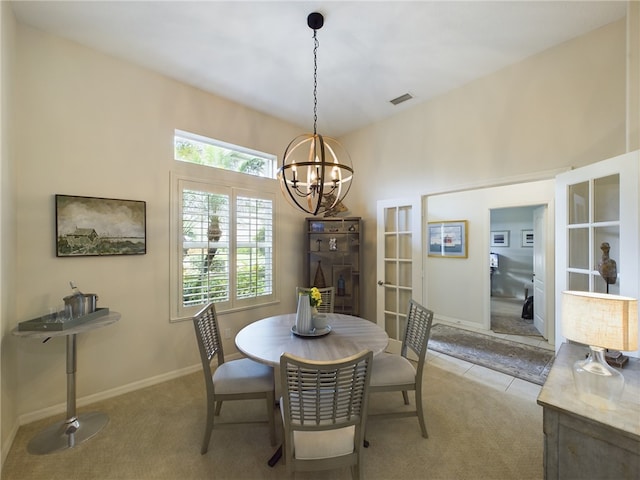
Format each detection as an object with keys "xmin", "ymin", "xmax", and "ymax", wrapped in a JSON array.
[{"xmin": 428, "ymin": 220, "xmax": 468, "ymax": 258}]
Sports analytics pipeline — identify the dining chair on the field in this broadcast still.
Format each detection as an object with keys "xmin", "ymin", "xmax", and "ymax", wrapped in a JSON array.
[
  {"xmin": 296, "ymin": 286, "xmax": 335, "ymax": 313},
  {"xmin": 368, "ymin": 299, "xmax": 434, "ymax": 438},
  {"xmin": 192, "ymin": 303, "xmax": 276, "ymax": 454},
  {"xmin": 279, "ymin": 349, "xmax": 373, "ymax": 480}
]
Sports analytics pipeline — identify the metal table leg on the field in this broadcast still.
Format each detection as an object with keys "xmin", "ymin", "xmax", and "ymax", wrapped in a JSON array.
[{"xmin": 27, "ymin": 334, "xmax": 109, "ymax": 455}]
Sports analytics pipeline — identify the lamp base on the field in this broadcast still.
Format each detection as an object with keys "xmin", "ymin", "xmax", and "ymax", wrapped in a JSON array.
[{"xmin": 573, "ymin": 346, "xmax": 625, "ymax": 410}]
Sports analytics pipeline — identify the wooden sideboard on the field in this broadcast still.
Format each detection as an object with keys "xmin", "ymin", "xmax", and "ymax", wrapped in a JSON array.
[{"xmin": 537, "ymin": 343, "xmax": 639, "ymax": 479}]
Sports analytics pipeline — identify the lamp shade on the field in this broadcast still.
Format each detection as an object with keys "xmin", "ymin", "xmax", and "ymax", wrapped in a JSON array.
[{"xmin": 562, "ymin": 291, "xmax": 638, "ymax": 351}]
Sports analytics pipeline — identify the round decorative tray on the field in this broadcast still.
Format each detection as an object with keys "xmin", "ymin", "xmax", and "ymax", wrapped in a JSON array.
[{"xmin": 291, "ymin": 325, "xmax": 332, "ymax": 337}]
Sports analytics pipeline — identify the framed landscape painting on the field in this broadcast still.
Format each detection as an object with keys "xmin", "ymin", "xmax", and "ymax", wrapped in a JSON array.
[
  {"xmin": 428, "ymin": 220, "xmax": 468, "ymax": 258},
  {"xmin": 490, "ymin": 230, "xmax": 510, "ymax": 247},
  {"xmin": 55, "ymin": 194, "xmax": 146, "ymax": 257}
]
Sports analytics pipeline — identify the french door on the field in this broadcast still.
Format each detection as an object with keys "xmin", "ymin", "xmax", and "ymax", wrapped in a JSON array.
[
  {"xmin": 376, "ymin": 198, "xmax": 422, "ymax": 352},
  {"xmin": 555, "ymin": 150, "xmax": 639, "ymax": 353}
]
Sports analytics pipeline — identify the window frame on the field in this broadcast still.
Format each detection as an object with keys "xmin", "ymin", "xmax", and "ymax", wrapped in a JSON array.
[{"xmin": 170, "ymin": 160, "xmax": 279, "ymax": 322}]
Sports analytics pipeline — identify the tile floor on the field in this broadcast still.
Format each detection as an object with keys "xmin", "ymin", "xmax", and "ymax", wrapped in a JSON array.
[{"xmin": 427, "ymin": 296, "xmax": 555, "ymax": 402}]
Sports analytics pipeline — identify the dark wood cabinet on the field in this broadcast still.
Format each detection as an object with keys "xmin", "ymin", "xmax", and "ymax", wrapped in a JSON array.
[{"xmin": 304, "ymin": 217, "xmax": 362, "ymax": 316}]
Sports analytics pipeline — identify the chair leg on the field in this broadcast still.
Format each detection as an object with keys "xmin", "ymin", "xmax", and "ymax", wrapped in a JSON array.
[
  {"xmin": 266, "ymin": 391, "xmax": 276, "ymax": 446},
  {"xmin": 353, "ymin": 451, "xmax": 364, "ymax": 480},
  {"xmin": 415, "ymin": 387, "xmax": 428, "ymax": 438},
  {"xmin": 201, "ymin": 402, "xmax": 215, "ymax": 454},
  {"xmin": 214, "ymin": 400, "xmax": 223, "ymax": 415},
  {"xmin": 402, "ymin": 390, "xmax": 410, "ymax": 405}
]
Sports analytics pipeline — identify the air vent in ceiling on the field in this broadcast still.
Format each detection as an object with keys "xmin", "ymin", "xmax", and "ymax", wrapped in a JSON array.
[{"xmin": 390, "ymin": 93, "xmax": 413, "ymax": 106}]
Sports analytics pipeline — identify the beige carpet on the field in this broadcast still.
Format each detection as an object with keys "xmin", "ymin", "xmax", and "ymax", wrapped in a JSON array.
[
  {"xmin": 490, "ymin": 297, "xmax": 541, "ymax": 337},
  {"xmin": 2, "ymin": 363, "xmax": 543, "ymax": 480},
  {"xmin": 491, "ymin": 313, "xmax": 541, "ymax": 336}
]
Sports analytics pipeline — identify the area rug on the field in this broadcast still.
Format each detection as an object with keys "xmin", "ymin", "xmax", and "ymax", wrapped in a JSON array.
[
  {"xmin": 491, "ymin": 313, "xmax": 542, "ymax": 337},
  {"xmin": 429, "ymin": 324, "xmax": 555, "ymax": 385}
]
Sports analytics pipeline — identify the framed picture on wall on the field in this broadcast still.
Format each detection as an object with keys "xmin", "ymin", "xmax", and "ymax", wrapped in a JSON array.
[
  {"xmin": 428, "ymin": 220, "xmax": 468, "ymax": 258},
  {"xmin": 490, "ymin": 230, "xmax": 509, "ymax": 247},
  {"xmin": 55, "ymin": 194, "xmax": 146, "ymax": 257},
  {"xmin": 521, "ymin": 229, "xmax": 534, "ymax": 247}
]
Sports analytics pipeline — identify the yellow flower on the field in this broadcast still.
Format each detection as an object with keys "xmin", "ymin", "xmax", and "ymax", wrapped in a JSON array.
[{"xmin": 309, "ymin": 287, "xmax": 323, "ymax": 308}]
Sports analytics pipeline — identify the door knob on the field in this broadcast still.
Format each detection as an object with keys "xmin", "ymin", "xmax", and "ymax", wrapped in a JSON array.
[{"xmin": 377, "ymin": 281, "xmax": 384, "ymax": 286}]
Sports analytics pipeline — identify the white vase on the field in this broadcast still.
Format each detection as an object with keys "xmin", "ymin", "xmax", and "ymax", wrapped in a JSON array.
[{"xmin": 295, "ymin": 294, "xmax": 312, "ymax": 334}]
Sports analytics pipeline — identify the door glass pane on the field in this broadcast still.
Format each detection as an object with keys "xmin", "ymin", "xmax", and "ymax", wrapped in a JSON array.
[
  {"xmin": 385, "ymin": 235, "xmax": 397, "ymax": 259},
  {"xmin": 384, "ymin": 261, "xmax": 397, "ymax": 285},
  {"xmin": 384, "ymin": 288, "xmax": 397, "ymax": 313},
  {"xmin": 594, "ymin": 174, "xmax": 619, "ymax": 223},
  {"xmin": 384, "ymin": 312, "xmax": 398, "ymax": 339},
  {"xmin": 568, "ymin": 272, "xmax": 589, "ymax": 291},
  {"xmin": 594, "ymin": 225, "xmax": 619, "ymax": 293},
  {"xmin": 568, "ymin": 228, "xmax": 589, "ymax": 269},
  {"xmin": 568, "ymin": 182, "xmax": 589, "ymax": 224},
  {"xmin": 594, "ymin": 275, "xmax": 620, "ymax": 295},
  {"xmin": 384, "ymin": 207, "xmax": 397, "ymax": 232},
  {"xmin": 398, "ymin": 206, "xmax": 411, "ymax": 231},
  {"xmin": 594, "ymin": 226, "xmax": 619, "ymax": 274},
  {"xmin": 398, "ymin": 263, "xmax": 412, "ymax": 287},
  {"xmin": 398, "ymin": 233, "xmax": 411, "ymax": 259},
  {"xmin": 399, "ymin": 289, "xmax": 412, "ymax": 310}
]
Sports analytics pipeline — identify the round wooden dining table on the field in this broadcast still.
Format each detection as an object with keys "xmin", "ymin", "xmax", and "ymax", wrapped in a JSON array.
[
  {"xmin": 236, "ymin": 312, "xmax": 388, "ymax": 466},
  {"xmin": 235, "ymin": 313, "xmax": 389, "ymax": 367}
]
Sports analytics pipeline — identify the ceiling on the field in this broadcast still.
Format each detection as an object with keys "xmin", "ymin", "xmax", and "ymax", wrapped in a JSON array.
[{"xmin": 10, "ymin": 1, "xmax": 628, "ymax": 137}]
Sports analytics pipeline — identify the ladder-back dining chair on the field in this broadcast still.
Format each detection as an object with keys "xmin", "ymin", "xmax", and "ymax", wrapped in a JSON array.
[
  {"xmin": 368, "ymin": 299, "xmax": 434, "ymax": 438},
  {"xmin": 192, "ymin": 303, "xmax": 276, "ymax": 454},
  {"xmin": 279, "ymin": 349, "xmax": 373, "ymax": 480},
  {"xmin": 296, "ymin": 286, "xmax": 335, "ymax": 313}
]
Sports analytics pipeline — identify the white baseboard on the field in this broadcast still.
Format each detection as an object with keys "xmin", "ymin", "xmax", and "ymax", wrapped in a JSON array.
[
  {"xmin": 433, "ymin": 314, "xmax": 489, "ymax": 333},
  {"xmin": 2, "ymin": 418, "xmax": 20, "ymax": 466},
  {"xmin": 17, "ymin": 351, "xmax": 245, "ymax": 427},
  {"xmin": 18, "ymin": 363, "xmax": 202, "ymax": 426}
]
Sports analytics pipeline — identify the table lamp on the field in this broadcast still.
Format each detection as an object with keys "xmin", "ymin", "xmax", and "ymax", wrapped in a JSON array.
[{"xmin": 561, "ymin": 291, "xmax": 638, "ymax": 410}]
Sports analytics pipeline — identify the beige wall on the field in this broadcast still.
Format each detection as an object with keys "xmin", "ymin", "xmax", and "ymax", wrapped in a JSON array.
[
  {"xmin": 4, "ymin": 22, "xmax": 305, "ymax": 449},
  {"xmin": 1, "ymin": 0, "xmax": 18, "ymax": 464},
  {"xmin": 341, "ymin": 19, "xmax": 629, "ymax": 325}
]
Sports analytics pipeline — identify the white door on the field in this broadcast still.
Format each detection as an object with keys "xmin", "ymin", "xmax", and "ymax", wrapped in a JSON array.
[
  {"xmin": 555, "ymin": 150, "xmax": 639, "ymax": 354},
  {"xmin": 376, "ymin": 198, "xmax": 422, "ymax": 352},
  {"xmin": 532, "ymin": 206, "xmax": 546, "ymax": 338}
]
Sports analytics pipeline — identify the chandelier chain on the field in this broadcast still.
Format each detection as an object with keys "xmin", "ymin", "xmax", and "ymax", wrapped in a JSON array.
[
  {"xmin": 313, "ymin": 30, "xmax": 318, "ymax": 135},
  {"xmin": 278, "ymin": 12, "xmax": 353, "ymax": 216}
]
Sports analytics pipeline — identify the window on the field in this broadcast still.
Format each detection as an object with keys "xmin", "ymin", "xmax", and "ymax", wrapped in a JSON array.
[
  {"xmin": 175, "ymin": 130, "xmax": 275, "ymax": 178},
  {"xmin": 170, "ymin": 132, "xmax": 277, "ymax": 321}
]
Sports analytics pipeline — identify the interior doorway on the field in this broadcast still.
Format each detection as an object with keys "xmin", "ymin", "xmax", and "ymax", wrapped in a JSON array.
[{"xmin": 489, "ymin": 205, "xmax": 545, "ymax": 340}]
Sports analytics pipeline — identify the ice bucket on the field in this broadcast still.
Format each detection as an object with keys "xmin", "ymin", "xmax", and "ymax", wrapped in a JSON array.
[{"xmin": 63, "ymin": 293, "xmax": 98, "ymax": 317}]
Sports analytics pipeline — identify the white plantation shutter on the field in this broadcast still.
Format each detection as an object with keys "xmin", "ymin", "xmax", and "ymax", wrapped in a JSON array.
[
  {"xmin": 173, "ymin": 178, "xmax": 276, "ymax": 319},
  {"xmin": 181, "ymin": 188, "xmax": 230, "ymax": 307},
  {"xmin": 235, "ymin": 194, "xmax": 274, "ymax": 300}
]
